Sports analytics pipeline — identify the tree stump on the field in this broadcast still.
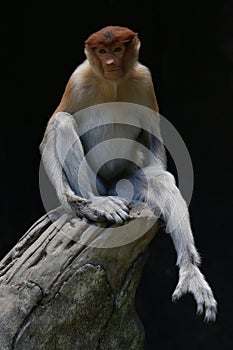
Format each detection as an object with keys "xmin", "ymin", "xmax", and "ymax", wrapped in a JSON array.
[{"xmin": 0, "ymin": 204, "xmax": 160, "ymax": 350}]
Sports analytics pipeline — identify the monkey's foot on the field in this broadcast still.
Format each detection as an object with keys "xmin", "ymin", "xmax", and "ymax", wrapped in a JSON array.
[
  {"xmin": 79, "ymin": 196, "xmax": 131, "ymax": 225},
  {"xmin": 172, "ymin": 264, "xmax": 217, "ymax": 322}
]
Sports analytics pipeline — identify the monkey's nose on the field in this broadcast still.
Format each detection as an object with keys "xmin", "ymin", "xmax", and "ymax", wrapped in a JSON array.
[{"xmin": 106, "ymin": 58, "xmax": 114, "ymax": 65}]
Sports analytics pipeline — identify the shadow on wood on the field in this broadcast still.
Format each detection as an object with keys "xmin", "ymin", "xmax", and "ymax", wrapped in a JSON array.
[{"xmin": 0, "ymin": 204, "xmax": 160, "ymax": 350}]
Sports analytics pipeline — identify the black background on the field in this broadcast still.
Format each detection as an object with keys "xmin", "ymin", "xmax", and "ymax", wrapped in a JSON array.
[{"xmin": 2, "ymin": 1, "xmax": 233, "ymax": 349}]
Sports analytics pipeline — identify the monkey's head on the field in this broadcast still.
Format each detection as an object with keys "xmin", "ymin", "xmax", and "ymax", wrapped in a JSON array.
[{"xmin": 84, "ymin": 26, "xmax": 140, "ymax": 80}]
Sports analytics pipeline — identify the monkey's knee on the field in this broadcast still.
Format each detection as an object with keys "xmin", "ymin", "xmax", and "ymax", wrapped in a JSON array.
[
  {"xmin": 138, "ymin": 170, "xmax": 179, "ymax": 220},
  {"xmin": 129, "ymin": 169, "xmax": 175, "ymax": 202},
  {"xmin": 153, "ymin": 170, "xmax": 176, "ymax": 189},
  {"xmin": 142, "ymin": 170, "xmax": 177, "ymax": 200}
]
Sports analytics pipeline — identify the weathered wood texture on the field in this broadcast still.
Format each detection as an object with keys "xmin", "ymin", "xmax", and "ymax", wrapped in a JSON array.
[{"xmin": 0, "ymin": 204, "xmax": 160, "ymax": 350}]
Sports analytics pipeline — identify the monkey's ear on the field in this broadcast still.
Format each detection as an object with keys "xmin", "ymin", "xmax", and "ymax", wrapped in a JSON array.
[
  {"xmin": 84, "ymin": 43, "xmax": 96, "ymax": 49},
  {"xmin": 126, "ymin": 34, "xmax": 141, "ymax": 51},
  {"xmin": 122, "ymin": 34, "xmax": 141, "ymax": 74},
  {"xmin": 121, "ymin": 32, "xmax": 138, "ymax": 44}
]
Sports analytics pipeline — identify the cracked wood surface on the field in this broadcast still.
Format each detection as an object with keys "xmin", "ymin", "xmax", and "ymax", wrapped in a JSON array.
[{"xmin": 0, "ymin": 204, "xmax": 160, "ymax": 350}]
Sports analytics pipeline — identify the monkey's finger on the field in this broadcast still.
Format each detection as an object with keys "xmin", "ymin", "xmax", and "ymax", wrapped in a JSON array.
[
  {"xmin": 107, "ymin": 200, "xmax": 130, "ymax": 213},
  {"xmin": 172, "ymin": 284, "xmax": 187, "ymax": 302},
  {"xmin": 115, "ymin": 202, "xmax": 131, "ymax": 213},
  {"xmin": 83, "ymin": 208, "xmax": 106, "ymax": 222},
  {"xmin": 196, "ymin": 302, "xmax": 215, "ymax": 322},
  {"xmin": 172, "ymin": 293, "xmax": 181, "ymax": 303},
  {"xmin": 115, "ymin": 208, "xmax": 131, "ymax": 221},
  {"xmin": 196, "ymin": 303, "xmax": 204, "ymax": 316},
  {"xmin": 193, "ymin": 291, "xmax": 206, "ymax": 316},
  {"xmin": 110, "ymin": 197, "xmax": 130, "ymax": 207},
  {"xmin": 204, "ymin": 304, "xmax": 217, "ymax": 323},
  {"xmin": 120, "ymin": 203, "xmax": 130, "ymax": 211},
  {"xmin": 110, "ymin": 212, "xmax": 124, "ymax": 225},
  {"xmin": 203, "ymin": 291, "xmax": 217, "ymax": 322},
  {"xmin": 190, "ymin": 283, "xmax": 217, "ymax": 322},
  {"xmin": 104, "ymin": 212, "xmax": 117, "ymax": 223},
  {"xmin": 104, "ymin": 212, "xmax": 124, "ymax": 225}
]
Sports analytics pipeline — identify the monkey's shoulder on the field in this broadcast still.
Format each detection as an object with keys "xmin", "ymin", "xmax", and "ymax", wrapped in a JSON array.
[
  {"xmin": 129, "ymin": 63, "xmax": 154, "ymax": 87},
  {"xmin": 65, "ymin": 61, "xmax": 105, "ymax": 109},
  {"xmin": 70, "ymin": 60, "xmax": 104, "ymax": 93},
  {"xmin": 70, "ymin": 60, "xmax": 96, "ymax": 89},
  {"xmin": 118, "ymin": 63, "xmax": 156, "ymax": 108}
]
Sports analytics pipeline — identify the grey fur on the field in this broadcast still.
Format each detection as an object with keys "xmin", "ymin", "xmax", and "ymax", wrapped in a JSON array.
[{"xmin": 40, "ymin": 104, "xmax": 217, "ymax": 322}]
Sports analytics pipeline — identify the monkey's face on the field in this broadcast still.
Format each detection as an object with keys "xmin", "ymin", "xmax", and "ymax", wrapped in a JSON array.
[
  {"xmin": 85, "ymin": 26, "xmax": 139, "ymax": 80},
  {"xmin": 94, "ymin": 44, "xmax": 126, "ymax": 80}
]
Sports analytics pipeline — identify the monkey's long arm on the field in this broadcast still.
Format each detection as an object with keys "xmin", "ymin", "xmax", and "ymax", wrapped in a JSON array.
[
  {"xmin": 40, "ymin": 112, "xmax": 89, "ymax": 212},
  {"xmin": 140, "ymin": 133, "xmax": 217, "ymax": 322},
  {"xmin": 165, "ymin": 186, "xmax": 217, "ymax": 322},
  {"xmin": 40, "ymin": 112, "xmax": 131, "ymax": 224}
]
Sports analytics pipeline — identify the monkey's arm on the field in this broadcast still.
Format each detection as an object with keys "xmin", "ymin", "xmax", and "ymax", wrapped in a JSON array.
[
  {"xmin": 40, "ymin": 112, "xmax": 90, "ymax": 213},
  {"xmin": 138, "ymin": 131, "xmax": 217, "ymax": 321},
  {"xmin": 40, "ymin": 112, "xmax": 131, "ymax": 224}
]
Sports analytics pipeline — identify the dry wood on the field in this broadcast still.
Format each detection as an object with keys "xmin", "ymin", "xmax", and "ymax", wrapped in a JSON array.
[{"xmin": 0, "ymin": 204, "xmax": 160, "ymax": 350}]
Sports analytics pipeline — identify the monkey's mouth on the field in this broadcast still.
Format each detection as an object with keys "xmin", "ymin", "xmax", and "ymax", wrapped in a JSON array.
[
  {"xmin": 104, "ymin": 69, "xmax": 122, "ymax": 79},
  {"xmin": 106, "ymin": 69, "xmax": 121, "ymax": 72}
]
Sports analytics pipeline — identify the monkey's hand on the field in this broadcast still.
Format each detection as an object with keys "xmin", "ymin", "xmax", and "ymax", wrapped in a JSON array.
[
  {"xmin": 81, "ymin": 196, "xmax": 131, "ymax": 225},
  {"xmin": 172, "ymin": 264, "xmax": 217, "ymax": 322},
  {"xmin": 69, "ymin": 195, "xmax": 131, "ymax": 225}
]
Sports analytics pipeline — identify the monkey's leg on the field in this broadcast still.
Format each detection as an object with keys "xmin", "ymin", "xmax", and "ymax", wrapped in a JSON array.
[
  {"xmin": 131, "ymin": 167, "xmax": 217, "ymax": 321},
  {"xmin": 53, "ymin": 112, "xmax": 131, "ymax": 224}
]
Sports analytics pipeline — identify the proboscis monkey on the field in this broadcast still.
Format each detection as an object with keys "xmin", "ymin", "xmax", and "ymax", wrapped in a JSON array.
[{"xmin": 40, "ymin": 26, "xmax": 217, "ymax": 321}]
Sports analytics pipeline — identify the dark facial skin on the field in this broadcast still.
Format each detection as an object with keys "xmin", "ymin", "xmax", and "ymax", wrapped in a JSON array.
[{"xmin": 95, "ymin": 44, "xmax": 126, "ymax": 80}]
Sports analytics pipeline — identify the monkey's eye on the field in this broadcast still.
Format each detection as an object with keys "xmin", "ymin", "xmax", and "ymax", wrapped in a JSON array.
[
  {"xmin": 114, "ymin": 47, "xmax": 122, "ymax": 52},
  {"xmin": 98, "ymin": 48, "xmax": 107, "ymax": 54}
]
